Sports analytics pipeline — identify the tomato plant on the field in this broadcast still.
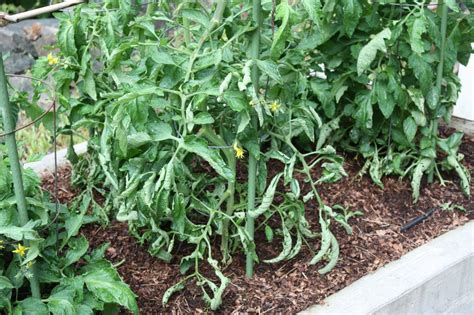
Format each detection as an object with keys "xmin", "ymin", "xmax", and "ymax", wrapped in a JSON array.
[
  {"xmin": 25, "ymin": 0, "xmax": 473, "ymax": 310},
  {"xmin": 0, "ymin": 151, "xmax": 138, "ymax": 313},
  {"xmin": 0, "ymin": 51, "xmax": 137, "ymax": 313}
]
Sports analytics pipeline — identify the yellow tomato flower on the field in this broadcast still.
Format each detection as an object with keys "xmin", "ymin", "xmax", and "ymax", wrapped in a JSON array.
[
  {"xmin": 270, "ymin": 101, "xmax": 281, "ymax": 113},
  {"xmin": 47, "ymin": 53, "xmax": 59, "ymax": 66},
  {"xmin": 12, "ymin": 244, "xmax": 29, "ymax": 257},
  {"xmin": 233, "ymin": 143, "xmax": 245, "ymax": 159}
]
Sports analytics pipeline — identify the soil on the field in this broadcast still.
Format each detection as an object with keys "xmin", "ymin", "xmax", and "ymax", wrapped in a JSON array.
[{"xmin": 41, "ymin": 129, "xmax": 474, "ymax": 315}]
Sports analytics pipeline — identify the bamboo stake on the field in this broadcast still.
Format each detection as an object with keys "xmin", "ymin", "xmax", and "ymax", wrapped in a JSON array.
[
  {"xmin": 0, "ymin": 53, "xmax": 41, "ymax": 298},
  {"xmin": 0, "ymin": 0, "xmax": 84, "ymax": 23},
  {"xmin": 428, "ymin": 1, "xmax": 449, "ymax": 183},
  {"xmin": 246, "ymin": 0, "xmax": 262, "ymax": 278}
]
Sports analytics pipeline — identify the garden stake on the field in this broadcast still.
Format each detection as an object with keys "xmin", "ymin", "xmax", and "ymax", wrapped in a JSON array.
[
  {"xmin": 0, "ymin": 0, "xmax": 84, "ymax": 23},
  {"xmin": 0, "ymin": 53, "xmax": 41, "ymax": 298},
  {"xmin": 428, "ymin": 1, "xmax": 449, "ymax": 183},
  {"xmin": 246, "ymin": 0, "xmax": 262, "ymax": 278}
]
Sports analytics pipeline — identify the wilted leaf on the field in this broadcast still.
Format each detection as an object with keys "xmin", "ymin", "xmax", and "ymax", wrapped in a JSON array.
[{"xmin": 357, "ymin": 28, "xmax": 391, "ymax": 76}]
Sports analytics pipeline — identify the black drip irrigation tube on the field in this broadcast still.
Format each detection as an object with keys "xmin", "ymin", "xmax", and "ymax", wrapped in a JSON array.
[{"xmin": 400, "ymin": 208, "xmax": 437, "ymax": 232}]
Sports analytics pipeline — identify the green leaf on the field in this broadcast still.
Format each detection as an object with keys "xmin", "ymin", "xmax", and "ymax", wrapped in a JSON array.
[
  {"xmin": 342, "ymin": 0, "xmax": 363, "ymax": 36},
  {"xmin": 237, "ymin": 110, "xmax": 250, "ymax": 133},
  {"xmin": 193, "ymin": 112, "xmax": 214, "ymax": 125},
  {"xmin": 271, "ymin": 0, "xmax": 292, "ymax": 59},
  {"xmin": 249, "ymin": 173, "xmax": 282, "ymax": 218},
  {"xmin": 447, "ymin": 155, "xmax": 471, "ymax": 197},
  {"xmin": 127, "ymin": 132, "xmax": 152, "ymax": 149},
  {"xmin": 0, "ymin": 221, "xmax": 40, "ymax": 241},
  {"xmin": 115, "ymin": 86, "xmax": 164, "ymax": 105},
  {"xmin": 203, "ymin": 258, "xmax": 230, "ymax": 310},
  {"xmin": 0, "ymin": 276, "xmax": 13, "ymax": 290},
  {"xmin": 369, "ymin": 153, "xmax": 384, "ymax": 188},
  {"xmin": 162, "ymin": 281, "xmax": 185, "ymax": 306},
  {"xmin": 403, "ymin": 116, "xmax": 418, "ymax": 142},
  {"xmin": 84, "ymin": 69, "xmax": 97, "ymax": 100},
  {"xmin": 376, "ymin": 82, "xmax": 395, "ymax": 118},
  {"xmin": 411, "ymin": 111, "xmax": 427, "ymax": 126},
  {"xmin": 263, "ymin": 223, "xmax": 292, "ymax": 263},
  {"xmin": 257, "ymin": 157, "xmax": 268, "ymax": 195},
  {"xmin": 407, "ymin": 88, "xmax": 425, "ymax": 113},
  {"xmin": 444, "ymin": 0, "xmax": 460, "ymax": 12},
  {"xmin": 171, "ymin": 194, "xmax": 186, "ymax": 234},
  {"xmin": 355, "ymin": 92, "xmax": 373, "ymax": 129},
  {"xmin": 15, "ymin": 298, "xmax": 48, "ymax": 315},
  {"xmin": 411, "ymin": 158, "xmax": 432, "ymax": 202},
  {"xmin": 58, "ymin": 19, "xmax": 77, "ymax": 58},
  {"xmin": 408, "ymin": 54, "xmax": 433, "ymax": 93},
  {"xmin": 182, "ymin": 136, "xmax": 234, "ymax": 181},
  {"xmin": 264, "ymin": 225, "xmax": 274, "ymax": 242},
  {"xmin": 309, "ymin": 218, "xmax": 331, "ymax": 265},
  {"xmin": 286, "ymin": 232, "xmax": 302, "ymax": 260},
  {"xmin": 409, "ymin": 16, "xmax": 427, "ymax": 55},
  {"xmin": 149, "ymin": 122, "xmax": 173, "ymax": 141},
  {"xmin": 256, "ymin": 60, "xmax": 282, "ymax": 84},
  {"xmin": 318, "ymin": 233, "xmax": 339, "ymax": 274},
  {"xmin": 426, "ymin": 86, "xmax": 440, "ymax": 110},
  {"xmin": 63, "ymin": 236, "xmax": 89, "ymax": 268},
  {"xmin": 0, "ymin": 296, "xmax": 11, "ymax": 314},
  {"xmin": 182, "ymin": 8, "xmax": 209, "ymax": 27},
  {"xmin": 64, "ymin": 195, "xmax": 91, "ymax": 247},
  {"xmin": 317, "ymin": 117, "xmax": 339, "ymax": 150},
  {"xmin": 302, "ymin": 0, "xmax": 322, "ymax": 25},
  {"xmin": 222, "ymin": 91, "xmax": 247, "ymax": 112},
  {"xmin": 357, "ymin": 28, "xmax": 391, "ymax": 76},
  {"xmin": 84, "ymin": 268, "xmax": 138, "ymax": 315},
  {"xmin": 47, "ymin": 289, "xmax": 76, "ymax": 315},
  {"xmin": 150, "ymin": 47, "xmax": 175, "ymax": 65}
]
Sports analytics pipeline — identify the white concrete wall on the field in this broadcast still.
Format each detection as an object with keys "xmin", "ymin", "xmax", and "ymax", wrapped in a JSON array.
[{"xmin": 454, "ymin": 48, "xmax": 474, "ymax": 121}]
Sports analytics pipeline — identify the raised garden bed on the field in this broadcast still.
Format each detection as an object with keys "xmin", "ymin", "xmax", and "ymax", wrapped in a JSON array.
[
  {"xmin": 303, "ymin": 221, "xmax": 473, "ymax": 314},
  {"xmin": 39, "ymin": 130, "xmax": 473, "ymax": 314}
]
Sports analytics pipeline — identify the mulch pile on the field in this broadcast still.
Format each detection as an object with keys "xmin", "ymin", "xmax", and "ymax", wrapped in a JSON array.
[{"xmin": 42, "ymin": 130, "xmax": 473, "ymax": 314}]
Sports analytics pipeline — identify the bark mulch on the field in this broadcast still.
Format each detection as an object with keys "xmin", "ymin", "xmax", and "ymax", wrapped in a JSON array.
[{"xmin": 42, "ymin": 131, "xmax": 473, "ymax": 314}]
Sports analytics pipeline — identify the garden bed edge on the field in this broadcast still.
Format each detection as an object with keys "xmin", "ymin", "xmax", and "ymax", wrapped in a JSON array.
[
  {"xmin": 24, "ymin": 141, "xmax": 87, "ymax": 174},
  {"xmin": 301, "ymin": 221, "xmax": 474, "ymax": 315}
]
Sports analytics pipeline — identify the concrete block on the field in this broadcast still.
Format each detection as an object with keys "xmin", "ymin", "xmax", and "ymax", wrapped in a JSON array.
[{"xmin": 24, "ymin": 142, "xmax": 87, "ymax": 175}]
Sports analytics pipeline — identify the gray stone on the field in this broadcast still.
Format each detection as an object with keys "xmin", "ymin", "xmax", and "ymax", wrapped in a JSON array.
[{"xmin": 0, "ymin": 18, "xmax": 58, "ymax": 74}]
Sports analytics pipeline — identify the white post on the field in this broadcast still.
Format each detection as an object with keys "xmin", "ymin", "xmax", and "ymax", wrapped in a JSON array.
[{"xmin": 453, "ymin": 45, "xmax": 474, "ymax": 121}]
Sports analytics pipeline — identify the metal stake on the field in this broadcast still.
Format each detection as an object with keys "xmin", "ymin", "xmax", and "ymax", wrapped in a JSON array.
[{"xmin": 0, "ymin": 53, "xmax": 41, "ymax": 298}]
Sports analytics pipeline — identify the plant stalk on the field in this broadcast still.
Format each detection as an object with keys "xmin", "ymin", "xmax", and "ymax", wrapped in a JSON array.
[
  {"xmin": 246, "ymin": 0, "xmax": 262, "ymax": 278},
  {"xmin": 201, "ymin": 126, "xmax": 236, "ymax": 261},
  {"xmin": 184, "ymin": 0, "xmax": 228, "ymax": 82},
  {"xmin": 183, "ymin": 1, "xmax": 191, "ymax": 47},
  {"xmin": 428, "ymin": 1, "xmax": 449, "ymax": 183},
  {"xmin": 0, "ymin": 53, "xmax": 41, "ymax": 298},
  {"xmin": 146, "ymin": 0, "xmax": 156, "ymax": 15}
]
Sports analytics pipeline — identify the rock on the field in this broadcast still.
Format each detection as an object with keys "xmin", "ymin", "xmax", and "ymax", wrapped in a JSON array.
[{"xmin": 0, "ymin": 18, "xmax": 58, "ymax": 74}]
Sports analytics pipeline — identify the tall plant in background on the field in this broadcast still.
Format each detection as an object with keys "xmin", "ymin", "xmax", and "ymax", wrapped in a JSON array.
[{"xmin": 31, "ymin": 0, "xmax": 473, "ymax": 310}]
